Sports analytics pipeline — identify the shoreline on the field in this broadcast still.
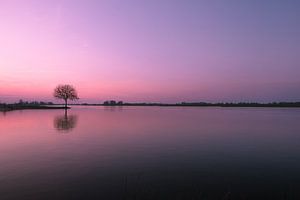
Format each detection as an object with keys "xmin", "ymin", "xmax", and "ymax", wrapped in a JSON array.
[
  {"xmin": 74, "ymin": 102, "xmax": 300, "ymax": 108},
  {"xmin": 1, "ymin": 102, "xmax": 300, "ymax": 112},
  {"xmin": 71, "ymin": 103, "xmax": 300, "ymax": 108},
  {"xmin": 0, "ymin": 105, "xmax": 69, "ymax": 112}
]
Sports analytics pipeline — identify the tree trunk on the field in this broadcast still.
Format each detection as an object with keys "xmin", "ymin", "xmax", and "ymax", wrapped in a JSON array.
[{"xmin": 64, "ymin": 99, "xmax": 67, "ymax": 109}]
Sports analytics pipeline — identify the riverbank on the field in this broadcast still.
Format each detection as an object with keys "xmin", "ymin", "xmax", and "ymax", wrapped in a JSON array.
[
  {"xmin": 2, "ymin": 102, "xmax": 300, "ymax": 111},
  {"xmin": 0, "ymin": 104, "xmax": 69, "ymax": 112},
  {"xmin": 71, "ymin": 102, "xmax": 300, "ymax": 108}
]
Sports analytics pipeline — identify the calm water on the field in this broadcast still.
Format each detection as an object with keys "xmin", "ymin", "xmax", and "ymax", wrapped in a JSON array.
[{"xmin": 0, "ymin": 106, "xmax": 300, "ymax": 200}]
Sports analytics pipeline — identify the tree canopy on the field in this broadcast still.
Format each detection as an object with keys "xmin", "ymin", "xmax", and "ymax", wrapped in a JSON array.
[{"xmin": 54, "ymin": 84, "xmax": 79, "ymax": 108}]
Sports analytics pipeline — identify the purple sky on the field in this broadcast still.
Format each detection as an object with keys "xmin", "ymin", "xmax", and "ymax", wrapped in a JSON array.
[{"xmin": 0, "ymin": 0, "xmax": 300, "ymax": 103}]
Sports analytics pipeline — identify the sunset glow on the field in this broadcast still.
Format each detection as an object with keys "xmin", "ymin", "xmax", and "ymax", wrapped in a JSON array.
[{"xmin": 1, "ymin": 0, "xmax": 299, "ymax": 103}]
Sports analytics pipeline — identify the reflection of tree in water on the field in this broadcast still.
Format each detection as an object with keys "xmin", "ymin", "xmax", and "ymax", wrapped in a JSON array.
[{"xmin": 54, "ymin": 109, "xmax": 78, "ymax": 132}]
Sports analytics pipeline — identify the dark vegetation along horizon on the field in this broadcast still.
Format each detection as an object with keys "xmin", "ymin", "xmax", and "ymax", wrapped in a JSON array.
[
  {"xmin": 1, "ymin": 100, "xmax": 300, "ymax": 112},
  {"xmin": 1, "ymin": 84, "xmax": 300, "ymax": 111},
  {"xmin": 89, "ymin": 101, "xmax": 300, "ymax": 107},
  {"xmin": 0, "ymin": 100, "xmax": 66, "ymax": 112},
  {"xmin": 0, "ymin": 84, "xmax": 79, "ymax": 112}
]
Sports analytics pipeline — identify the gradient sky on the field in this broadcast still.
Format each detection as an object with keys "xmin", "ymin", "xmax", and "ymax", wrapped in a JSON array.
[{"xmin": 0, "ymin": 0, "xmax": 300, "ymax": 103}]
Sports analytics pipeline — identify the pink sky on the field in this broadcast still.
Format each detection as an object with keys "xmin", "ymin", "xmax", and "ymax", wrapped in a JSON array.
[{"xmin": 1, "ymin": 0, "xmax": 300, "ymax": 103}]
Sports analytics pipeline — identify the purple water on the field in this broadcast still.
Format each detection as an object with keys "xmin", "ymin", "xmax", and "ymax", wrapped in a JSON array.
[{"xmin": 0, "ymin": 106, "xmax": 300, "ymax": 199}]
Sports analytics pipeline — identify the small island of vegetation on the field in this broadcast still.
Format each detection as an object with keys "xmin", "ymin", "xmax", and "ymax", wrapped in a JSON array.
[
  {"xmin": 0, "ymin": 84, "xmax": 79, "ymax": 112},
  {"xmin": 0, "ymin": 100, "xmax": 61, "ymax": 112}
]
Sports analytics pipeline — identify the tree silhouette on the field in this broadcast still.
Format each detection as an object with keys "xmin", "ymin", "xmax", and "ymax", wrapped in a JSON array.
[{"xmin": 54, "ymin": 84, "xmax": 79, "ymax": 108}]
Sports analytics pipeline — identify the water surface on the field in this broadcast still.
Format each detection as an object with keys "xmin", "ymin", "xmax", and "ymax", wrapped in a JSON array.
[{"xmin": 0, "ymin": 106, "xmax": 300, "ymax": 199}]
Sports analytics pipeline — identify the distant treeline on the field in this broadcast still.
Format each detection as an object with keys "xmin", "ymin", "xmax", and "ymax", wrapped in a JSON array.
[
  {"xmin": 15, "ymin": 99, "xmax": 55, "ymax": 105},
  {"xmin": 177, "ymin": 102, "xmax": 300, "ymax": 107},
  {"xmin": 87, "ymin": 100, "xmax": 300, "ymax": 107},
  {"xmin": 0, "ymin": 100, "xmax": 56, "ymax": 111},
  {"xmin": 2, "ymin": 100, "xmax": 300, "ymax": 111},
  {"xmin": 103, "ymin": 100, "xmax": 123, "ymax": 105}
]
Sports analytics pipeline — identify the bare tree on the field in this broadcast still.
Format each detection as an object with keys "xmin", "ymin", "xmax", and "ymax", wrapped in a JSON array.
[{"xmin": 54, "ymin": 84, "xmax": 79, "ymax": 108}]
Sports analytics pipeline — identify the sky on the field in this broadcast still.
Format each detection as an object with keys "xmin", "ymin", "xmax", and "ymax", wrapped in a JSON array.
[{"xmin": 0, "ymin": 0, "xmax": 300, "ymax": 103}]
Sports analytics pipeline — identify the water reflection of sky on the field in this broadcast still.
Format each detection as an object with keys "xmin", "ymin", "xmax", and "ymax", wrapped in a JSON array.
[{"xmin": 0, "ymin": 107, "xmax": 300, "ymax": 199}]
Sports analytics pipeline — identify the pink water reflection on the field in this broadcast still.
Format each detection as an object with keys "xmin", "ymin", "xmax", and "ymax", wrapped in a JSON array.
[{"xmin": 0, "ymin": 107, "xmax": 300, "ymax": 199}]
